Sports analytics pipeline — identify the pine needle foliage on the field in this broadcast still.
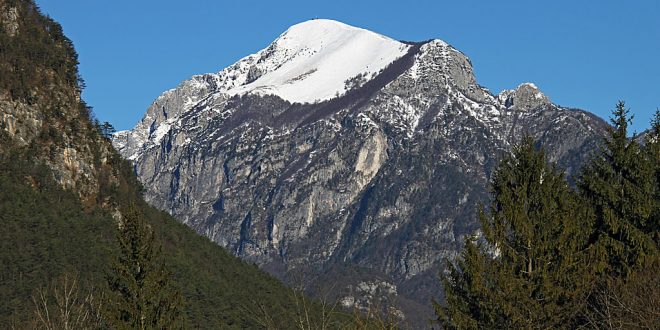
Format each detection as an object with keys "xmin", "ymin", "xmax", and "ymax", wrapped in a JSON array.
[
  {"xmin": 578, "ymin": 101, "xmax": 657, "ymax": 277},
  {"xmin": 436, "ymin": 137, "xmax": 593, "ymax": 329},
  {"xmin": 105, "ymin": 205, "xmax": 184, "ymax": 329}
]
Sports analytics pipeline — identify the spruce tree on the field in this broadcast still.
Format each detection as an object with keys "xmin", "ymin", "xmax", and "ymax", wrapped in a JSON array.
[
  {"xmin": 99, "ymin": 121, "xmax": 116, "ymax": 139},
  {"xmin": 435, "ymin": 237, "xmax": 504, "ymax": 329},
  {"xmin": 436, "ymin": 137, "xmax": 593, "ymax": 329},
  {"xmin": 578, "ymin": 101, "xmax": 657, "ymax": 276},
  {"xmin": 105, "ymin": 204, "xmax": 184, "ymax": 329},
  {"xmin": 644, "ymin": 109, "xmax": 660, "ymax": 246}
]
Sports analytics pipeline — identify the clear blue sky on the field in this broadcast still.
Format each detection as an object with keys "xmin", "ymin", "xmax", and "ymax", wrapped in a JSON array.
[{"xmin": 36, "ymin": 0, "xmax": 659, "ymax": 132}]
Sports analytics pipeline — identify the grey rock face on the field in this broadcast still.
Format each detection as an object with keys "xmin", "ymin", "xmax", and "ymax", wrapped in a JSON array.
[
  {"xmin": 1, "ymin": 92, "xmax": 113, "ymax": 203},
  {"xmin": 497, "ymin": 82, "xmax": 551, "ymax": 111},
  {"xmin": 0, "ymin": 0, "xmax": 118, "ymax": 204},
  {"xmin": 114, "ymin": 22, "xmax": 609, "ymax": 325}
]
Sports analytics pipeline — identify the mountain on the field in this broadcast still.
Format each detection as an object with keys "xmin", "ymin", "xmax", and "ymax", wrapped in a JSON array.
[
  {"xmin": 0, "ymin": 1, "xmax": 343, "ymax": 327},
  {"xmin": 114, "ymin": 19, "xmax": 610, "ymax": 324}
]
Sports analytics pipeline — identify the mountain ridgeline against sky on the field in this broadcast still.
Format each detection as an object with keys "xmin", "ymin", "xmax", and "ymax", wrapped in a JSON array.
[{"xmin": 114, "ymin": 19, "xmax": 610, "ymax": 323}]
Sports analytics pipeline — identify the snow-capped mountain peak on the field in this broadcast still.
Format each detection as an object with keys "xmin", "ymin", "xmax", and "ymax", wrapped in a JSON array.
[
  {"xmin": 276, "ymin": 19, "xmax": 399, "ymax": 50},
  {"xmin": 113, "ymin": 19, "xmax": 415, "ymax": 159},
  {"xmin": 227, "ymin": 19, "xmax": 411, "ymax": 103}
]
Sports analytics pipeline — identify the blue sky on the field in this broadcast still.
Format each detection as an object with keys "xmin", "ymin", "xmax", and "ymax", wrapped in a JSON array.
[{"xmin": 36, "ymin": 0, "xmax": 659, "ymax": 132}]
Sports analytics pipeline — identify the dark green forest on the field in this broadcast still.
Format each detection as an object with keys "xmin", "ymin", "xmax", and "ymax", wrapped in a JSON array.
[{"xmin": 436, "ymin": 104, "xmax": 660, "ymax": 329}]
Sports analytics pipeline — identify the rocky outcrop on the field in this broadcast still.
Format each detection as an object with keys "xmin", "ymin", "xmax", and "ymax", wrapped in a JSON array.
[
  {"xmin": 497, "ymin": 82, "xmax": 550, "ymax": 111},
  {"xmin": 0, "ymin": 0, "xmax": 116, "ymax": 203},
  {"xmin": 0, "ymin": 4, "xmax": 19, "ymax": 37},
  {"xmin": 114, "ymin": 20, "xmax": 609, "ymax": 324}
]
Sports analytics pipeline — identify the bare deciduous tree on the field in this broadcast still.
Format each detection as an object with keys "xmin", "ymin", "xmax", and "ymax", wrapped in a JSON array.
[
  {"xmin": 31, "ymin": 273, "xmax": 104, "ymax": 330},
  {"xmin": 583, "ymin": 258, "xmax": 660, "ymax": 329}
]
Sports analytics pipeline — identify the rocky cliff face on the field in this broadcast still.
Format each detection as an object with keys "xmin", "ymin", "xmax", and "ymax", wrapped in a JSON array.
[
  {"xmin": 0, "ymin": 0, "xmax": 116, "ymax": 204},
  {"xmin": 114, "ymin": 19, "xmax": 609, "ymax": 323}
]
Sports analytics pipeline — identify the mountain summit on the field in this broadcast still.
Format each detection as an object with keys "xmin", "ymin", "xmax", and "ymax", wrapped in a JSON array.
[
  {"xmin": 229, "ymin": 19, "xmax": 411, "ymax": 103},
  {"xmin": 114, "ymin": 19, "xmax": 608, "ymax": 325}
]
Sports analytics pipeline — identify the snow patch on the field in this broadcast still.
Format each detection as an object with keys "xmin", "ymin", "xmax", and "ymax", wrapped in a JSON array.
[{"xmin": 152, "ymin": 122, "xmax": 171, "ymax": 144}]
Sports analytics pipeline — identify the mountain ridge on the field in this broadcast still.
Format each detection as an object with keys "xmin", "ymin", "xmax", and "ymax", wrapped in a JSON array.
[{"xmin": 114, "ymin": 19, "xmax": 610, "ymax": 325}]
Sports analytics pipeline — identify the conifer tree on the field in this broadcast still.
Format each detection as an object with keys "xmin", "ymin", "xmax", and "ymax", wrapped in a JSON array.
[
  {"xmin": 436, "ymin": 137, "xmax": 593, "ymax": 329},
  {"xmin": 105, "ymin": 204, "xmax": 184, "ymax": 329},
  {"xmin": 435, "ymin": 237, "xmax": 504, "ymax": 329},
  {"xmin": 644, "ymin": 109, "xmax": 660, "ymax": 246},
  {"xmin": 99, "ymin": 121, "xmax": 116, "ymax": 139},
  {"xmin": 578, "ymin": 102, "xmax": 657, "ymax": 276}
]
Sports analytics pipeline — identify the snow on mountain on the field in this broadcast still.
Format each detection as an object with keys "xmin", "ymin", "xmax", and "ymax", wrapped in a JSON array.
[
  {"xmin": 229, "ymin": 19, "xmax": 411, "ymax": 103},
  {"xmin": 114, "ymin": 19, "xmax": 411, "ymax": 159}
]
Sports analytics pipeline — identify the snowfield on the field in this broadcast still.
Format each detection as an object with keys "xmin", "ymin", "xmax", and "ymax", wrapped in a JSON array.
[{"xmin": 226, "ymin": 19, "xmax": 411, "ymax": 103}]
